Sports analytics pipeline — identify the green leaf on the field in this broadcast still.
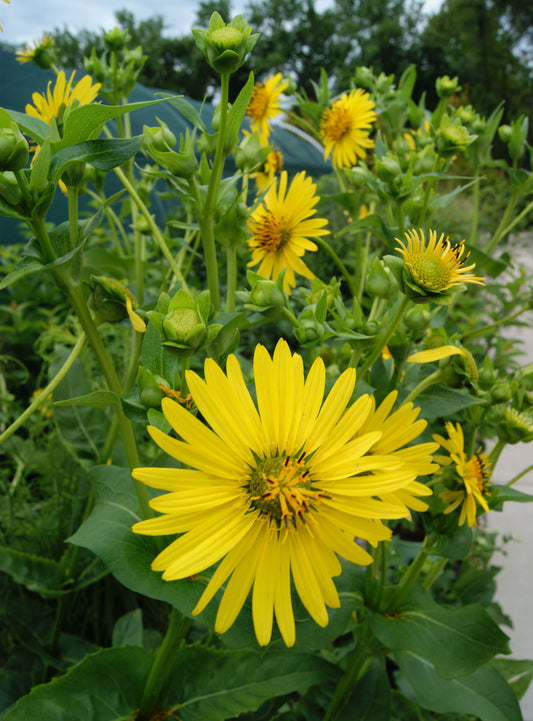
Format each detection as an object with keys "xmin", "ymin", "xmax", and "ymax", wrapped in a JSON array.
[
  {"xmin": 337, "ymin": 659, "xmax": 391, "ymax": 721},
  {"xmin": 396, "ymin": 651, "xmax": 523, "ymax": 721},
  {"xmin": 0, "ymin": 547, "xmax": 63, "ymax": 598},
  {"xmin": 49, "ymin": 137, "xmax": 143, "ymax": 184},
  {"xmin": 5, "ymin": 109, "xmax": 51, "ymax": 145},
  {"xmin": 225, "ymin": 71, "xmax": 255, "ymax": 151},
  {"xmin": 2, "ymin": 647, "xmax": 152, "ymax": 721},
  {"xmin": 159, "ymin": 94, "xmax": 207, "ymax": 134},
  {"xmin": 165, "ymin": 644, "xmax": 339, "ymax": 721},
  {"xmin": 368, "ymin": 585, "xmax": 510, "ymax": 679},
  {"xmin": 489, "ymin": 484, "xmax": 533, "ymax": 507},
  {"xmin": 67, "ymin": 465, "xmax": 217, "ymax": 627},
  {"xmin": 55, "ymin": 97, "xmax": 178, "ymax": 149},
  {"xmin": 492, "ymin": 658, "xmax": 533, "ymax": 700},
  {"xmin": 112, "ymin": 609, "xmax": 144, "ymax": 648},
  {"xmin": 53, "ymin": 390, "xmax": 120, "ymax": 409},
  {"xmin": 414, "ymin": 384, "xmax": 484, "ymax": 418}
]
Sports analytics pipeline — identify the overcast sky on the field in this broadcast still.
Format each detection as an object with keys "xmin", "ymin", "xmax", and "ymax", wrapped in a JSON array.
[{"xmin": 2, "ymin": 0, "xmax": 443, "ymax": 46}]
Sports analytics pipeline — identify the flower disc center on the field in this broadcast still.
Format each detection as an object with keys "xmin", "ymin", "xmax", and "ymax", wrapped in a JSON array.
[
  {"xmin": 253, "ymin": 214, "xmax": 290, "ymax": 252},
  {"xmin": 322, "ymin": 105, "xmax": 351, "ymax": 141},
  {"xmin": 407, "ymin": 253, "xmax": 451, "ymax": 291},
  {"xmin": 247, "ymin": 452, "xmax": 325, "ymax": 525}
]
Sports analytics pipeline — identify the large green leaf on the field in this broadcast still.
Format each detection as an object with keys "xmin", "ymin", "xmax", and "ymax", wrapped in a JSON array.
[
  {"xmin": 414, "ymin": 384, "xmax": 484, "ymax": 418},
  {"xmin": 49, "ymin": 136, "xmax": 143, "ymax": 184},
  {"xmin": 368, "ymin": 585, "xmax": 510, "ymax": 679},
  {"xmin": 492, "ymin": 658, "xmax": 533, "ymax": 701},
  {"xmin": 396, "ymin": 651, "xmax": 523, "ymax": 721},
  {"xmin": 0, "ymin": 548, "xmax": 63, "ymax": 598},
  {"xmin": 67, "ymin": 465, "xmax": 217, "ymax": 627},
  {"xmin": 2, "ymin": 647, "xmax": 152, "ymax": 721},
  {"xmin": 337, "ymin": 659, "xmax": 391, "ymax": 721},
  {"xmin": 165, "ymin": 644, "xmax": 338, "ymax": 721}
]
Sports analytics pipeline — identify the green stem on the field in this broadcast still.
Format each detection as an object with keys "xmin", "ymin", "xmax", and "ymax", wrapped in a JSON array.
[
  {"xmin": 13, "ymin": 168, "xmax": 33, "ymax": 208},
  {"xmin": 68, "ymin": 185, "xmax": 79, "ymax": 251},
  {"xmin": 198, "ymin": 72, "xmax": 231, "ymax": 312},
  {"xmin": 485, "ymin": 191, "xmax": 518, "ymax": 253},
  {"xmin": 137, "ymin": 609, "xmax": 191, "ymax": 721},
  {"xmin": 323, "ymin": 621, "xmax": 375, "ymax": 721},
  {"xmin": 507, "ymin": 464, "xmax": 533, "ymax": 487},
  {"xmin": 113, "ymin": 165, "xmax": 188, "ymax": 291},
  {"xmin": 469, "ymin": 171, "xmax": 481, "ymax": 245},
  {"xmin": 403, "ymin": 369, "xmax": 445, "ymax": 405},
  {"xmin": 488, "ymin": 438, "xmax": 506, "ymax": 468},
  {"xmin": 423, "ymin": 557, "xmax": 448, "ymax": 590},
  {"xmin": 314, "ymin": 235, "xmax": 356, "ymax": 297},
  {"xmin": 461, "ymin": 305, "xmax": 530, "ymax": 341},
  {"xmin": 357, "ymin": 296, "xmax": 410, "ymax": 383},
  {"xmin": 0, "ymin": 333, "xmax": 87, "ymax": 446},
  {"xmin": 226, "ymin": 246, "xmax": 237, "ymax": 312},
  {"xmin": 385, "ymin": 537, "xmax": 433, "ymax": 613},
  {"xmin": 489, "ymin": 196, "xmax": 533, "ymax": 250},
  {"xmin": 66, "ymin": 286, "xmax": 150, "ymax": 518}
]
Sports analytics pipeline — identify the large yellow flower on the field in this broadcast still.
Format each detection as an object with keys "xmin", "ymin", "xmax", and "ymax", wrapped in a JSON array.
[
  {"xmin": 320, "ymin": 89, "xmax": 376, "ymax": 169},
  {"xmin": 396, "ymin": 228, "xmax": 484, "ymax": 293},
  {"xmin": 433, "ymin": 422, "xmax": 491, "ymax": 527},
  {"xmin": 26, "ymin": 70, "xmax": 101, "ymax": 126},
  {"xmin": 247, "ymin": 170, "xmax": 328, "ymax": 294},
  {"xmin": 246, "ymin": 72, "xmax": 289, "ymax": 144},
  {"xmin": 132, "ymin": 339, "xmax": 435, "ymax": 647}
]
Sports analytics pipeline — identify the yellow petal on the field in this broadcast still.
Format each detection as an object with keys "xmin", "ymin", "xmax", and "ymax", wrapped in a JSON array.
[{"xmin": 407, "ymin": 345, "xmax": 467, "ymax": 363}]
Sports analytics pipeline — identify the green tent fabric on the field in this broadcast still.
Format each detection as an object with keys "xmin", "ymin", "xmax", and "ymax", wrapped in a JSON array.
[{"xmin": 0, "ymin": 48, "xmax": 330, "ymax": 245}]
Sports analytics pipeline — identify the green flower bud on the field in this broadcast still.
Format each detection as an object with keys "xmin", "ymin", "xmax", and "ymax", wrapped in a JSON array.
[
  {"xmin": 89, "ymin": 275, "xmax": 137, "ymax": 324},
  {"xmin": 436, "ymin": 75, "xmax": 461, "ymax": 99},
  {"xmin": 497, "ymin": 408, "xmax": 533, "ymax": 444},
  {"xmin": 456, "ymin": 105, "xmax": 476, "ymax": 126},
  {"xmin": 0, "ymin": 171, "xmax": 24, "ymax": 207},
  {"xmin": 365, "ymin": 258, "xmax": 396, "ymax": 299},
  {"xmin": 143, "ymin": 125, "xmax": 197, "ymax": 178},
  {"xmin": 192, "ymin": 12, "xmax": 259, "ymax": 75},
  {"xmin": 498, "ymin": 124, "xmax": 513, "ymax": 143},
  {"xmin": 233, "ymin": 132, "xmax": 271, "ymax": 172},
  {"xmin": 138, "ymin": 368, "xmax": 166, "ymax": 409},
  {"xmin": 295, "ymin": 318, "xmax": 325, "ymax": 346},
  {"xmin": 375, "ymin": 154, "xmax": 402, "ymax": 183},
  {"xmin": 436, "ymin": 116, "xmax": 475, "ymax": 157},
  {"xmin": 490, "ymin": 382, "xmax": 514, "ymax": 404},
  {"xmin": 404, "ymin": 305, "xmax": 430, "ymax": 330},
  {"xmin": 249, "ymin": 279, "xmax": 286, "ymax": 308},
  {"xmin": 103, "ymin": 27, "xmax": 129, "ymax": 51},
  {"xmin": 0, "ymin": 121, "xmax": 29, "ymax": 172}
]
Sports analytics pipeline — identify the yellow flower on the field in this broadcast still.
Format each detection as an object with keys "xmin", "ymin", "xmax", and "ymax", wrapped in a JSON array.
[
  {"xmin": 396, "ymin": 228, "xmax": 485, "ymax": 293},
  {"xmin": 246, "ymin": 73, "xmax": 289, "ymax": 144},
  {"xmin": 26, "ymin": 70, "xmax": 101, "ymax": 126},
  {"xmin": 247, "ymin": 170, "xmax": 329, "ymax": 294},
  {"xmin": 433, "ymin": 422, "xmax": 491, "ymax": 527},
  {"xmin": 132, "ymin": 339, "xmax": 435, "ymax": 647},
  {"xmin": 320, "ymin": 89, "xmax": 376, "ymax": 169},
  {"xmin": 16, "ymin": 34, "xmax": 56, "ymax": 68},
  {"xmin": 251, "ymin": 148, "xmax": 284, "ymax": 193}
]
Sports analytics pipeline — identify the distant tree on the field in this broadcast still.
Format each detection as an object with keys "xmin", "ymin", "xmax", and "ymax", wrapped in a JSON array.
[{"xmin": 417, "ymin": 0, "xmax": 533, "ymax": 123}]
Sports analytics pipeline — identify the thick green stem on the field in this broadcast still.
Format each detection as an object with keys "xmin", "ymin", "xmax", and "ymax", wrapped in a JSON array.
[
  {"xmin": 68, "ymin": 185, "xmax": 79, "ymax": 251},
  {"xmin": 469, "ymin": 171, "xmax": 481, "ymax": 246},
  {"xmin": 403, "ymin": 369, "xmax": 445, "ymax": 405},
  {"xmin": 507, "ymin": 464, "xmax": 533, "ymax": 488},
  {"xmin": 488, "ymin": 438, "xmax": 506, "ymax": 469},
  {"xmin": 357, "ymin": 296, "xmax": 410, "ymax": 383},
  {"xmin": 0, "ymin": 333, "xmax": 87, "ymax": 446},
  {"xmin": 461, "ymin": 305, "xmax": 530, "ymax": 341},
  {"xmin": 197, "ymin": 72, "xmax": 231, "ymax": 312},
  {"xmin": 487, "ymin": 196, "xmax": 533, "ymax": 252},
  {"xmin": 323, "ymin": 622, "xmax": 375, "ymax": 721},
  {"xmin": 385, "ymin": 537, "xmax": 433, "ymax": 613},
  {"xmin": 226, "ymin": 246, "xmax": 237, "ymax": 312},
  {"xmin": 423, "ymin": 557, "xmax": 448, "ymax": 590},
  {"xmin": 137, "ymin": 609, "xmax": 191, "ymax": 721},
  {"xmin": 485, "ymin": 191, "xmax": 518, "ymax": 253}
]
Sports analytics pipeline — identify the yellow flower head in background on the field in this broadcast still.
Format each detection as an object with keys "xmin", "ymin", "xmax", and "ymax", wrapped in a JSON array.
[
  {"xmin": 132, "ymin": 339, "xmax": 435, "ymax": 647},
  {"xmin": 320, "ymin": 88, "xmax": 376, "ymax": 169},
  {"xmin": 396, "ymin": 228, "xmax": 485, "ymax": 293},
  {"xmin": 251, "ymin": 148, "xmax": 284, "ymax": 193},
  {"xmin": 0, "ymin": 0, "xmax": 8, "ymax": 32},
  {"xmin": 17, "ymin": 34, "xmax": 56, "ymax": 68},
  {"xmin": 433, "ymin": 422, "xmax": 491, "ymax": 527},
  {"xmin": 247, "ymin": 170, "xmax": 329, "ymax": 294},
  {"xmin": 26, "ymin": 70, "xmax": 101, "ymax": 126},
  {"xmin": 246, "ymin": 72, "xmax": 289, "ymax": 144}
]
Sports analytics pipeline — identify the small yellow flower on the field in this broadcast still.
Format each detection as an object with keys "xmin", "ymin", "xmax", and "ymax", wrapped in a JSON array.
[
  {"xmin": 247, "ymin": 170, "xmax": 329, "ymax": 294},
  {"xmin": 396, "ymin": 228, "xmax": 484, "ymax": 293},
  {"xmin": 132, "ymin": 339, "xmax": 435, "ymax": 647},
  {"xmin": 246, "ymin": 73, "xmax": 289, "ymax": 144},
  {"xmin": 26, "ymin": 70, "xmax": 101, "ymax": 126},
  {"xmin": 251, "ymin": 148, "xmax": 284, "ymax": 192},
  {"xmin": 320, "ymin": 89, "xmax": 376, "ymax": 169},
  {"xmin": 433, "ymin": 422, "xmax": 491, "ymax": 527},
  {"xmin": 17, "ymin": 34, "xmax": 56, "ymax": 68}
]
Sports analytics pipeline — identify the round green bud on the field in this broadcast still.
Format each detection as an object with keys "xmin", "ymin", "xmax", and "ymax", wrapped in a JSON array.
[
  {"xmin": 0, "ymin": 126, "xmax": 29, "ymax": 172},
  {"xmin": 404, "ymin": 305, "xmax": 431, "ymax": 330},
  {"xmin": 163, "ymin": 308, "xmax": 202, "ymax": 343},
  {"xmin": 249, "ymin": 280, "xmax": 285, "ymax": 308}
]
